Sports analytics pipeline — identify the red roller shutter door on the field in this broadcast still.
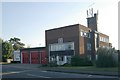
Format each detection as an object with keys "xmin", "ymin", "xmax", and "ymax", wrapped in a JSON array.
[
  {"xmin": 40, "ymin": 51, "xmax": 47, "ymax": 64},
  {"xmin": 31, "ymin": 51, "xmax": 39, "ymax": 64},
  {"xmin": 22, "ymin": 52, "xmax": 29, "ymax": 64}
]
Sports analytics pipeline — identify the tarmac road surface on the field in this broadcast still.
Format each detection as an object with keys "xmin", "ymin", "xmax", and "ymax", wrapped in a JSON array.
[{"xmin": 1, "ymin": 64, "xmax": 119, "ymax": 79}]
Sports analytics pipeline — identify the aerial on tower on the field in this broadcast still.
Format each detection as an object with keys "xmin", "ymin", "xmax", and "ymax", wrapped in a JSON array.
[{"xmin": 86, "ymin": 8, "xmax": 98, "ymax": 31}]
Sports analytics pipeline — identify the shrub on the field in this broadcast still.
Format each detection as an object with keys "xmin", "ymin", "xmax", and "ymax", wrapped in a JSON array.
[
  {"xmin": 2, "ymin": 56, "xmax": 7, "ymax": 62},
  {"xmin": 48, "ymin": 61, "xmax": 58, "ymax": 67},
  {"xmin": 61, "ymin": 63, "xmax": 71, "ymax": 67},
  {"xmin": 11, "ymin": 61, "xmax": 20, "ymax": 63},
  {"xmin": 96, "ymin": 47, "xmax": 117, "ymax": 68},
  {"xmin": 41, "ymin": 64, "xmax": 48, "ymax": 67},
  {"xmin": 71, "ymin": 55, "xmax": 93, "ymax": 66}
]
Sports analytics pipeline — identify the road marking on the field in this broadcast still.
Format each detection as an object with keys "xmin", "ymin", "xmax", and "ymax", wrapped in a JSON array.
[
  {"xmin": 27, "ymin": 74, "xmax": 51, "ymax": 78},
  {"xmin": 1, "ymin": 72, "xmax": 19, "ymax": 75},
  {"xmin": 88, "ymin": 75, "xmax": 93, "ymax": 77},
  {"xmin": 15, "ymin": 70, "xmax": 32, "ymax": 73}
]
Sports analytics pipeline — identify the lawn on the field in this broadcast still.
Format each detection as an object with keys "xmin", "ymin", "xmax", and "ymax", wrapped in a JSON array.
[{"xmin": 57, "ymin": 66, "xmax": 118, "ymax": 72}]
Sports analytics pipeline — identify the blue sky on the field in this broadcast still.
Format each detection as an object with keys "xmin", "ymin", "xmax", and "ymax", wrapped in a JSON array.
[{"xmin": 2, "ymin": 1, "xmax": 119, "ymax": 49}]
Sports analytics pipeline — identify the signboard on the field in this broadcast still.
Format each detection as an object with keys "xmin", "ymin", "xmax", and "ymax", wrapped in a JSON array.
[
  {"xmin": 58, "ymin": 38, "xmax": 63, "ymax": 43},
  {"xmin": 13, "ymin": 50, "xmax": 20, "ymax": 61}
]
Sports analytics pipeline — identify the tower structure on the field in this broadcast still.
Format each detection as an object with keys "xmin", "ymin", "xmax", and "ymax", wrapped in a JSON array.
[{"xmin": 87, "ymin": 8, "xmax": 98, "ymax": 31}]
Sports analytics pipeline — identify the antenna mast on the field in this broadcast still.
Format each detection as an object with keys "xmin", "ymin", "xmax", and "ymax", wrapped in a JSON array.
[{"xmin": 87, "ymin": 2, "xmax": 95, "ymax": 18}]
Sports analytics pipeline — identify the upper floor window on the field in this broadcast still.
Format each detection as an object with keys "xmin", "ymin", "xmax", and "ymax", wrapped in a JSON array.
[
  {"xmin": 87, "ymin": 33, "xmax": 91, "ymax": 38},
  {"xmin": 95, "ymin": 33, "xmax": 98, "ymax": 38},
  {"xmin": 80, "ymin": 31, "xmax": 91, "ymax": 38},
  {"xmin": 99, "ymin": 36, "xmax": 109, "ymax": 43},
  {"xmin": 49, "ymin": 42, "xmax": 74, "ymax": 51},
  {"xmin": 81, "ymin": 31, "xmax": 84, "ymax": 36},
  {"xmin": 59, "ymin": 56, "xmax": 64, "ymax": 61}
]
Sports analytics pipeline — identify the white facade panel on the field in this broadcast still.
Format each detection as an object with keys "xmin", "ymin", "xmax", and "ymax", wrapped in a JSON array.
[
  {"xmin": 49, "ymin": 42, "xmax": 74, "ymax": 51},
  {"xmin": 13, "ymin": 50, "xmax": 20, "ymax": 61}
]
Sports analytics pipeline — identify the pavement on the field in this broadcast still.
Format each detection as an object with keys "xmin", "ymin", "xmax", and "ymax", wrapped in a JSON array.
[{"xmin": 1, "ymin": 63, "xmax": 119, "ymax": 77}]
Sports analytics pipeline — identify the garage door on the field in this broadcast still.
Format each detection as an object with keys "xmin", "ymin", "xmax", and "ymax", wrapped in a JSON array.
[
  {"xmin": 22, "ymin": 52, "xmax": 29, "ymax": 64},
  {"xmin": 31, "ymin": 51, "xmax": 39, "ymax": 64},
  {"xmin": 40, "ymin": 51, "xmax": 47, "ymax": 64}
]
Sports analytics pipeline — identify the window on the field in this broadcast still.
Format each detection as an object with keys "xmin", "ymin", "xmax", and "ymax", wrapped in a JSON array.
[
  {"xmin": 101, "ymin": 37, "xmax": 103, "ymax": 41},
  {"xmin": 81, "ymin": 31, "xmax": 83, "ymax": 36},
  {"xmin": 67, "ymin": 56, "xmax": 71, "ymax": 64},
  {"xmin": 61, "ymin": 57, "xmax": 64, "ymax": 61},
  {"xmin": 81, "ymin": 31, "xmax": 91, "ymax": 38},
  {"xmin": 87, "ymin": 43, "xmax": 91, "ymax": 51},
  {"xmin": 65, "ymin": 42, "xmax": 74, "ymax": 50},
  {"xmin": 50, "ymin": 45, "xmax": 54, "ymax": 51},
  {"xmin": 49, "ymin": 42, "xmax": 74, "ymax": 51},
  {"xmin": 102, "ymin": 37, "xmax": 104, "ymax": 41},
  {"xmin": 84, "ymin": 32, "xmax": 87, "ymax": 36},
  {"xmin": 59, "ymin": 56, "xmax": 64, "ymax": 61},
  {"xmin": 100, "ymin": 37, "xmax": 101, "ymax": 41},
  {"xmin": 95, "ymin": 33, "xmax": 97, "ymax": 38},
  {"xmin": 80, "ymin": 30, "xmax": 84, "ymax": 36},
  {"xmin": 105, "ymin": 38, "xmax": 109, "ymax": 43},
  {"xmin": 104, "ymin": 38, "xmax": 105, "ymax": 42},
  {"xmin": 51, "ymin": 56, "xmax": 56, "ymax": 61},
  {"xmin": 68, "ymin": 44, "xmax": 72, "ymax": 50},
  {"xmin": 87, "ymin": 32, "xmax": 91, "ymax": 38},
  {"xmin": 96, "ymin": 55, "xmax": 98, "ymax": 60},
  {"xmin": 99, "ymin": 36, "xmax": 109, "ymax": 43},
  {"xmin": 88, "ymin": 33, "xmax": 91, "ymax": 38},
  {"xmin": 81, "ymin": 31, "xmax": 84, "ymax": 37}
]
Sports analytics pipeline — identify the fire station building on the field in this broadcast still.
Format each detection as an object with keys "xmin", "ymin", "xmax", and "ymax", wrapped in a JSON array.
[
  {"xmin": 45, "ymin": 13, "xmax": 112, "ymax": 65},
  {"xmin": 20, "ymin": 47, "xmax": 47, "ymax": 64}
]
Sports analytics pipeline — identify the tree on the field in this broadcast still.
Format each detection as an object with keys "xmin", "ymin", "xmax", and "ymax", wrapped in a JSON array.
[
  {"xmin": 9, "ymin": 37, "xmax": 25, "ymax": 50},
  {"xmin": 0, "ymin": 38, "xmax": 3, "ymax": 62},
  {"xmin": 2, "ymin": 41, "xmax": 14, "ymax": 61},
  {"xmin": 96, "ymin": 47, "xmax": 117, "ymax": 67}
]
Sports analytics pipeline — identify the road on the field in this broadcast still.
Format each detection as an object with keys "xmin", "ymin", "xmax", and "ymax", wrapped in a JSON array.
[{"xmin": 1, "ymin": 64, "xmax": 118, "ymax": 79}]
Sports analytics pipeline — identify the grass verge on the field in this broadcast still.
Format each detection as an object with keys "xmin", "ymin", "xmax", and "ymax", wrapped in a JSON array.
[{"xmin": 47, "ymin": 66, "xmax": 118, "ymax": 72}]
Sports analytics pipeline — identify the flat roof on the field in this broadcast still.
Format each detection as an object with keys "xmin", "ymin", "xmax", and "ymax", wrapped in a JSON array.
[
  {"xmin": 20, "ymin": 47, "xmax": 46, "ymax": 51},
  {"xmin": 45, "ymin": 24, "xmax": 80, "ymax": 32}
]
